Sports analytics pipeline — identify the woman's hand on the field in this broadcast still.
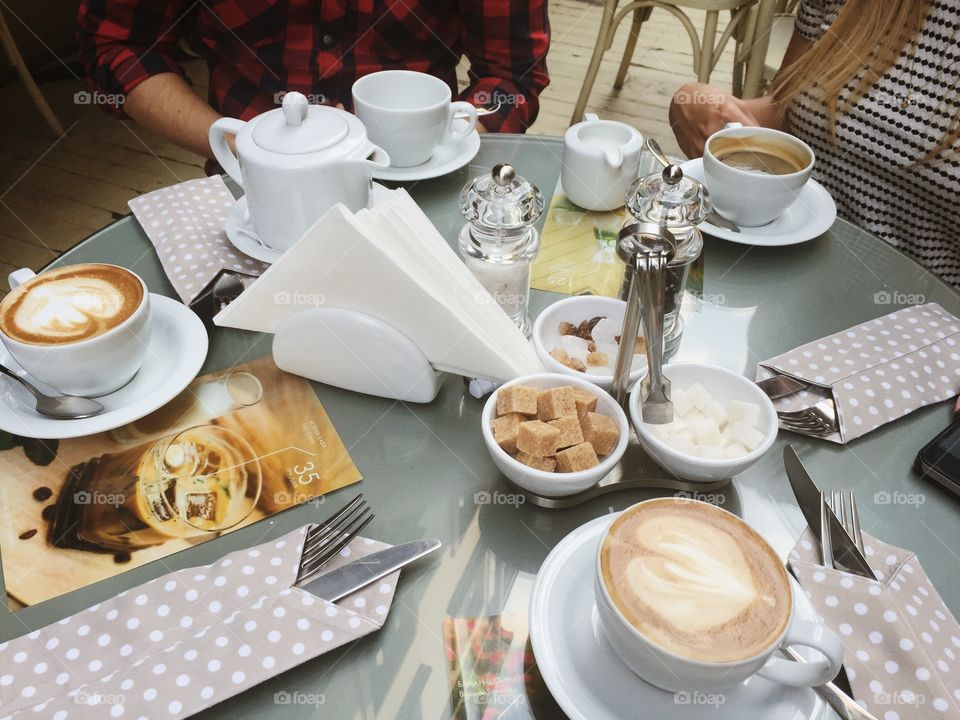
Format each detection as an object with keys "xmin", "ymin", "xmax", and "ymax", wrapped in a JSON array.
[{"xmin": 668, "ymin": 82, "xmax": 762, "ymax": 158}]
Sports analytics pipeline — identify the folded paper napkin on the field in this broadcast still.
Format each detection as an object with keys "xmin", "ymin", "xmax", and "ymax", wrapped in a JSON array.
[
  {"xmin": 758, "ymin": 303, "xmax": 960, "ymax": 443},
  {"xmin": 129, "ymin": 176, "xmax": 269, "ymax": 304},
  {"xmin": 789, "ymin": 528, "xmax": 960, "ymax": 717},
  {"xmin": 0, "ymin": 526, "xmax": 398, "ymax": 719}
]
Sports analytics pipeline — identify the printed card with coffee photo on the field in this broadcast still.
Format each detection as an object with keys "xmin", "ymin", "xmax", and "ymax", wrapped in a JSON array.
[
  {"xmin": 443, "ymin": 614, "xmax": 563, "ymax": 720},
  {"xmin": 0, "ymin": 356, "xmax": 362, "ymax": 610}
]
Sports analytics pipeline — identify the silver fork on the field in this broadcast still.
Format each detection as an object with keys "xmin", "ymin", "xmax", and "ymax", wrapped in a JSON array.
[
  {"xmin": 294, "ymin": 494, "xmax": 374, "ymax": 586},
  {"xmin": 778, "ymin": 397, "xmax": 838, "ymax": 437},
  {"xmin": 827, "ymin": 489, "xmax": 866, "ymax": 555}
]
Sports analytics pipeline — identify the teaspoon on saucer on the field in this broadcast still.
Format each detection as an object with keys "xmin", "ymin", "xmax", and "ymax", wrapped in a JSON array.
[{"xmin": 0, "ymin": 364, "xmax": 105, "ymax": 419}]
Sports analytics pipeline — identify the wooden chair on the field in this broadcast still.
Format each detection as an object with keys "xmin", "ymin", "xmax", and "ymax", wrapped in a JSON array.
[
  {"xmin": 570, "ymin": 0, "xmax": 778, "ymax": 124},
  {"xmin": 0, "ymin": 8, "xmax": 64, "ymax": 137}
]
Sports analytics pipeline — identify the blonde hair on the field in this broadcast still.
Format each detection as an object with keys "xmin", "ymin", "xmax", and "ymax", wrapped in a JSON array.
[{"xmin": 774, "ymin": 0, "xmax": 959, "ymax": 162}]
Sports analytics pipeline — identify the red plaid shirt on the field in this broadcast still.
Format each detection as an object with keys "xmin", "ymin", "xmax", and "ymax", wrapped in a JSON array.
[{"xmin": 77, "ymin": 0, "xmax": 549, "ymax": 133}]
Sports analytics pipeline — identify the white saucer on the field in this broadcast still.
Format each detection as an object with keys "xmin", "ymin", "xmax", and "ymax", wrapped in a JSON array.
[
  {"xmin": 372, "ymin": 120, "xmax": 481, "ymax": 182},
  {"xmin": 529, "ymin": 515, "xmax": 829, "ymax": 720},
  {"xmin": 0, "ymin": 295, "xmax": 208, "ymax": 439},
  {"xmin": 224, "ymin": 182, "xmax": 392, "ymax": 264},
  {"xmin": 680, "ymin": 158, "xmax": 837, "ymax": 247}
]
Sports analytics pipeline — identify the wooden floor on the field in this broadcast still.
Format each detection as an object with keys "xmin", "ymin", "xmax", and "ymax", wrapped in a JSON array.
[{"xmin": 0, "ymin": 0, "xmax": 743, "ymax": 285}]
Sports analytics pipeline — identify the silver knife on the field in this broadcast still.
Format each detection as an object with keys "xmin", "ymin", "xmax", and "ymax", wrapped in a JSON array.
[
  {"xmin": 781, "ymin": 647, "xmax": 879, "ymax": 720},
  {"xmin": 300, "ymin": 539, "xmax": 441, "ymax": 602},
  {"xmin": 783, "ymin": 446, "xmax": 877, "ymax": 580}
]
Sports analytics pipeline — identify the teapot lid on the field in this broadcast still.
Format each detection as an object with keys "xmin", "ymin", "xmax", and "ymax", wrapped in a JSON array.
[
  {"xmin": 251, "ymin": 92, "xmax": 350, "ymax": 155},
  {"xmin": 459, "ymin": 163, "xmax": 544, "ymax": 231}
]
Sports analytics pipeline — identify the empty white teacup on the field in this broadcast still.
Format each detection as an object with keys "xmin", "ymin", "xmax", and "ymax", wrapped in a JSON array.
[
  {"xmin": 352, "ymin": 70, "xmax": 479, "ymax": 168},
  {"xmin": 562, "ymin": 114, "xmax": 643, "ymax": 211},
  {"xmin": 702, "ymin": 122, "xmax": 814, "ymax": 226}
]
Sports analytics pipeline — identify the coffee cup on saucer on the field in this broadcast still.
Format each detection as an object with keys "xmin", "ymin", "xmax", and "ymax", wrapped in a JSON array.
[
  {"xmin": 352, "ymin": 70, "xmax": 479, "ymax": 168},
  {"xmin": 702, "ymin": 123, "xmax": 814, "ymax": 227},
  {"xmin": 0, "ymin": 264, "xmax": 152, "ymax": 397},
  {"xmin": 562, "ymin": 113, "xmax": 643, "ymax": 211},
  {"xmin": 595, "ymin": 497, "xmax": 844, "ymax": 692}
]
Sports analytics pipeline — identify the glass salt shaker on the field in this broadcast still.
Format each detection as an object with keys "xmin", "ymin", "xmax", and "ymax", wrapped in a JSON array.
[{"xmin": 459, "ymin": 163, "xmax": 545, "ymax": 335}]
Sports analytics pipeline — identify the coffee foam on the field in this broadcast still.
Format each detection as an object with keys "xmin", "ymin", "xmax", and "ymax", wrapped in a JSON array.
[
  {"xmin": 0, "ymin": 264, "xmax": 143, "ymax": 345},
  {"xmin": 601, "ymin": 499, "xmax": 791, "ymax": 663}
]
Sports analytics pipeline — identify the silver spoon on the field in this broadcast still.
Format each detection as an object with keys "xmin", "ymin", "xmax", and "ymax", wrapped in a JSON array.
[
  {"xmin": 0, "ymin": 364, "xmax": 105, "ymax": 419},
  {"xmin": 645, "ymin": 138, "xmax": 741, "ymax": 234}
]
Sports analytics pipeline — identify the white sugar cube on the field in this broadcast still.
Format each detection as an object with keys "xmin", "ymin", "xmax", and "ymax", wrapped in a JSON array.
[
  {"xmin": 631, "ymin": 353, "xmax": 647, "ymax": 372},
  {"xmin": 699, "ymin": 445, "xmax": 724, "ymax": 460},
  {"xmin": 728, "ymin": 400, "xmax": 761, "ymax": 426},
  {"xmin": 690, "ymin": 417, "xmax": 722, "ymax": 446},
  {"xmin": 597, "ymin": 342, "xmax": 619, "ymax": 366},
  {"xmin": 728, "ymin": 421, "xmax": 765, "ymax": 451},
  {"xmin": 686, "ymin": 382, "xmax": 713, "ymax": 411},
  {"xmin": 560, "ymin": 335, "xmax": 590, "ymax": 364},
  {"xmin": 664, "ymin": 434, "xmax": 698, "ymax": 456},
  {"xmin": 672, "ymin": 387, "xmax": 693, "ymax": 417},
  {"xmin": 704, "ymin": 399, "xmax": 728, "ymax": 426},
  {"xmin": 723, "ymin": 442, "xmax": 749, "ymax": 459},
  {"xmin": 591, "ymin": 317, "xmax": 621, "ymax": 348}
]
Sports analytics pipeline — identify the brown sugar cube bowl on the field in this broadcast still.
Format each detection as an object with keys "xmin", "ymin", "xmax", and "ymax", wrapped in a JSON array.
[
  {"xmin": 532, "ymin": 296, "xmax": 647, "ymax": 392},
  {"xmin": 482, "ymin": 373, "xmax": 629, "ymax": 498}
]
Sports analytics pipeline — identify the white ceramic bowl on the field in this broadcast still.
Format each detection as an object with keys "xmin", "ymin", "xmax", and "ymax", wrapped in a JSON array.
[
  {"xmin": 482, "ymin": 373, "xmax": 629, "ymax": 497},
  {"xmin": 532, "ymin": 296, "xmax": 646, "ymax": 391},
  {"xmin": 629, "ymin": 362, "xmax": 777, "ymax": 482}
]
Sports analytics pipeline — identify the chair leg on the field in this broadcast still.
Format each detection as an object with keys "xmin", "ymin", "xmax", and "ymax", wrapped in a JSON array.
[
  {"xmin": 0, "ymin": 10, "xmax": 65, "ymax": 137},
  {"xmin": 742, "ymin": 0, "xmax": 776, "ymax": 98},
  {"xmin": 696, "ymin": 9, "xmax": 719, "ymax": 82},
  {"xmin": 614, "ymin": 6, "xmax": 652, "ymax": 90},
  {"xmin": 571, "ymin": 0, "xmax": 617, "ymax": 125}
]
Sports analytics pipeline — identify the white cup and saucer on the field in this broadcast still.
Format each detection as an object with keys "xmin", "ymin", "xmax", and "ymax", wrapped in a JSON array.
[
  {"xmin": 352, "ymin": 70, "xmax": 482, "ymax": 182},
  {"xmin": 681, "ymin": 123, "xmax": 836, "ymax": 246},
  {"xmin": 529, "ymin": 498, "xmax": 844, "ymax": 720}
]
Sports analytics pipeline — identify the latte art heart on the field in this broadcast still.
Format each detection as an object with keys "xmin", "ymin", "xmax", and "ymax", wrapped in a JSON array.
[
  {"xmin": 0, "ymin": 264, "xmax": 143, "ymax": 345},
  {"xmin": 601, "ymin": 498, "xmax": 792, "ymax": 662}
]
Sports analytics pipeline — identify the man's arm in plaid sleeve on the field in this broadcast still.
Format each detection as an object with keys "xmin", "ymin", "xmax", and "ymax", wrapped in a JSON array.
[{"xmin": 458, "ymin": 0, "xmax": 550, "ymax": 133}]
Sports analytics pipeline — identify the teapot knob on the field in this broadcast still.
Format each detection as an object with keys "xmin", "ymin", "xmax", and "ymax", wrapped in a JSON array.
[{"xmin": 282, "ymin": 91, "xmax": 309, "ymax": 126}]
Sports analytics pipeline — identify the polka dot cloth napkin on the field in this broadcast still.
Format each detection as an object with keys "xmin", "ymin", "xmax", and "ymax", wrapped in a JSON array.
[
  {"xmin": 128, "ymin": 176, "xmax": 269, "ymax": 305},
  {"xmin": 0, "ymin": 526, "xmax": 398, "ymax": 719},
  {"xmin": 790, "ymin": 528, "xmax": 960, "ymax": 718},
  {"xmin": 758, "ymin": 303, "xmax": 960, "ymax": 443}
]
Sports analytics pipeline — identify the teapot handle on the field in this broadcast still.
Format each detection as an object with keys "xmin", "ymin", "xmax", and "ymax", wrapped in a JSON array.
[
  {"xmin": 209, "ymin": 117, "xmax": 247, "ymax": 187},
  {"xmin": 363, "ymin": 143, "xmax": 392, "ymax": 170}
]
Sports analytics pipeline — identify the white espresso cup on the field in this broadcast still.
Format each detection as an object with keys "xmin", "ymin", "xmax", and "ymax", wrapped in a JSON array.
[
  {"xmin": 0, "ymin": 265, "xmax": 152, "ymax": 397},
  {"xmin": 352, "ymin": 70, "xmax": 479, "ymax": 168},
  {"xmin": 702, "ymin": 123, "xmax": 814, "ymax": 227},
  {"xmin": 595, "ymin": 498, "xmax": 844, "ymax": 693},
  {"xmin": 562, "ymin": 113, "xmax": 643, "ymax": 211}
]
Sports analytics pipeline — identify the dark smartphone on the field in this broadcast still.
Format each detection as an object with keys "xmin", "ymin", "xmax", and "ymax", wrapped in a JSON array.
[{"xmin": 916, "ymin": 414, "xmax": 960, "ymax": 497}]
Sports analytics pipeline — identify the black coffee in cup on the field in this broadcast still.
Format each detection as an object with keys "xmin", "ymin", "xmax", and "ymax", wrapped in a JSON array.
[{"xmin": 710, "ymin": 136, "xmax": 809, "ymax": 176}]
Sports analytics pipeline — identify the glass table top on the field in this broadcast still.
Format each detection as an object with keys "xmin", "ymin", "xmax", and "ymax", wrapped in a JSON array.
[{"xmin": 2, "ymin": 134, "xmax": 958, "ymax": 720}]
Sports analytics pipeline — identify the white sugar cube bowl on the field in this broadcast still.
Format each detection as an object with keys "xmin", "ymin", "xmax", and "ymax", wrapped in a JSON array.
[
  {"xmin": 629, "ymin": 362, "xmax": 778, "ymax": 482},
  {"xmin": 481, "ymin": 373, "xmax": 629, "ymax": 497},
  {"xmin": 532, "ymin": 296, "xmax": 647, "ymax": 391}
]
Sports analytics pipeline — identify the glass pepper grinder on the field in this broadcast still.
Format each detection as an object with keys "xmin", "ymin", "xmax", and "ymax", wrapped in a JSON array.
[
  {"xmin": 459, "ymin": 163, "xmax": 545, "ymax": 335},
  {"xmin": 620, "ymin": 162, "xmax": 711, "ymax": 354}
]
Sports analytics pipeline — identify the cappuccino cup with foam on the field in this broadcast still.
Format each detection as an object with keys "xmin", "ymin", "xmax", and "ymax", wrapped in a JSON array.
[
  {"xmin": 595, "ymin": 497, "xmax": 844, "ymax": 692},
  {"xmin": 0, "ymin": 264, "xmax": 152, "ymax": 396}
]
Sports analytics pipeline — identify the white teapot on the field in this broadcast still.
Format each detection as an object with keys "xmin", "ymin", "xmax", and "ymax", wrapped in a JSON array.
[
  {"xmin": 561, "ymin": 113, "xmax": 643, "ymax": 212},
  {"xmin": 209, "ymin": 91, "xmax": 390, "ymax": 252}
]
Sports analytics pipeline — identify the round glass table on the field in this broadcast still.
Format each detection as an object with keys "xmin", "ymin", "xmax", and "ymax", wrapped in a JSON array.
[{"xmin": 2, "ymin": 135, "xmax": 958, "ymax": 720}]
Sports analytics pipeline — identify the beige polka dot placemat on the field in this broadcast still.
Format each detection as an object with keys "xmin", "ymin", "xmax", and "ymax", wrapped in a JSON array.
[
  {"xmin": 790, "ymin": 528, "xmax": 960, "ymax": 718},
  {"xmin": 0, "ymin": 526, "xmax": 398, "ymax": 719},
  {"xmin": 129, "ymin": 176, "xmax": 269, "ymax": 304},
  {"xmin": 758, "ymin": 303, "xmax": 960, "ymax": 443}
]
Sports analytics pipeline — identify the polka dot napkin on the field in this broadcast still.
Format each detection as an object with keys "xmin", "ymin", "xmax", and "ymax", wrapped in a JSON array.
[
  {"xmin": 790, "ymin": 528, "xmax": 960, "ymax": 718},
  {"xmin": 128, "ymin": 176, "xmax": 269, "ymax": 305},
  {"xmin": 0, "ymin": 526, "xmax": 398, "ymax": 719},
  {"xmin": 758, "ymin": 303, "xmax": 960, "ymax": 443}
]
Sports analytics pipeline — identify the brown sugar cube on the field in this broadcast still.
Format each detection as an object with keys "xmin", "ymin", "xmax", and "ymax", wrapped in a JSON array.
[
  {"xmin": 586, "ymin": 351, "xmax": 609, "ymax": 367},
  {"xmin": 491, "ymin": 413, "xmax": 525, "ymax": 453},
  {"xmin": 517, "ymin": 420, "xmax": 561, "ymax": 457},
  {"xmin": 537, "ymin": 386, "xmax": 577, "ymax": 420},
  {"xmin": 558, "ymin": 321, "xmax": 578, "ymax": 336},
  {"xmin": 516, "ymin": 451, "xmax": 557, "ymax": 472},
  {"xmin": 571, "ymin": 387, "xmax": 598, "ymax": 417},
  {"xmin": 616, "ymin": 335, "xmax": 647, "ymax": 354},
  {"xmin": 549, "ymin": 415, "xmax": 585, "ymax": 449},
  {"xmin": 550, "ymin": 347, "xmax": 585, "ymax": 372},
  {"xmin": 581, "ymin": 412, "xmax": 620, "ymax": 456},
  {"xmin": 497, "ymin": 385, "xmax": 538, "ymax": 416},
  {"xmin": 556, "ymin": 442, "xmax": 600, "ymax": 472}
]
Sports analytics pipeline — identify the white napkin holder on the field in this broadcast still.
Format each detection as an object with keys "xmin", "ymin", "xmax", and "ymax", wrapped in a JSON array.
[{"xmin": 272, "ymin": 307, "xmax": 444, "ymax": 403}]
